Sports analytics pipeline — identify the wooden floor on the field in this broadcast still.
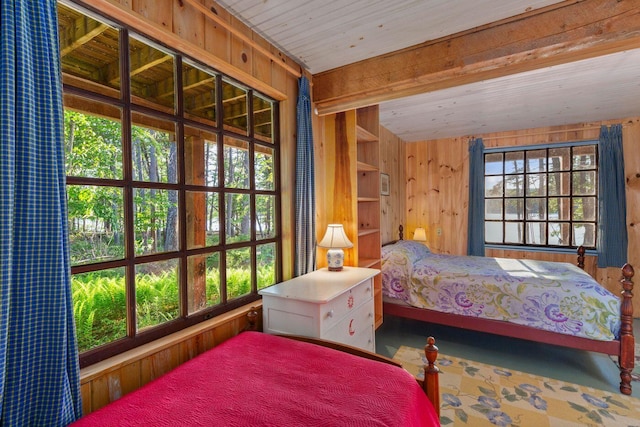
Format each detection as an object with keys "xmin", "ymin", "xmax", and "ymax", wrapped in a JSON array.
[{"xmin": 375, "ymin": 314, "xmax": 640, "ymax": 399}]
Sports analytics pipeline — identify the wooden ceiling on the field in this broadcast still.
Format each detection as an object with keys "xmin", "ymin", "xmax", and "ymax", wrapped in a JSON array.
[
  {"xmin": 216, "ymin": 0, "xmax": 640, "ymax": 141},
  {"xmin": 215, "ymin": 0, "xmax": 565, "ymax": 74}
]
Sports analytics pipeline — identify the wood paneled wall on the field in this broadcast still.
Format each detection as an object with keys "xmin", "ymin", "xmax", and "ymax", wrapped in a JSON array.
[
  {"xmin": 406, "ymin": 135, "xmax": 468, "ymax": 249},
  {"xmin": 406, "ymin": 117, "xmax": 640, "ymax": 316}
]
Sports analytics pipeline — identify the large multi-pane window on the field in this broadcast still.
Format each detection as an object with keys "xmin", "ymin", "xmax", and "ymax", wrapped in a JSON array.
[
  {"xmin": 484, "ymin": 143, "xmax": 598, "ymax": 249},
  {"xmin": 58, "ymin": 1, "xmax": 280, "ymax": 366}
]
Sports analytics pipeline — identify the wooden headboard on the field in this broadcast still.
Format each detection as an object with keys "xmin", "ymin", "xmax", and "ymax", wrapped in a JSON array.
[{"xmin": 382, "ymin": 225, "xmax": 404, "ymax": 246}]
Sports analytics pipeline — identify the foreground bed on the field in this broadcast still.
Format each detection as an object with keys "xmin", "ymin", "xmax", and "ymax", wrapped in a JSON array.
[
  {"xmin": 71, "ymin": 330, "xmax": 441, "ymax": 426},
  {"xmin": 382, "ymin": 230, "xmax": 635, "ymax": 395}
]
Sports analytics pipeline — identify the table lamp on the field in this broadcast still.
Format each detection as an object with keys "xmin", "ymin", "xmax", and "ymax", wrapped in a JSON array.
[
  {"xmin": 413, "ymin": 227, "xmax": 427, "ymax": 242},
  {"xmin": 318, "ymin": 224, "xmax": 353, "ymax": 271}
]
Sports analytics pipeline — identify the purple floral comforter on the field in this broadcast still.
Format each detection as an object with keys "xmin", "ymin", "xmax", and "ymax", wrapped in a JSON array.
[{"xmin": 381, "ymin": 240, "xmax": 621, "ymax": 341}]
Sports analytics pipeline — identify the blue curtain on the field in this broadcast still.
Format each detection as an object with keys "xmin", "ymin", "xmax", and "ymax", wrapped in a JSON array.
[
  {"xmin": 467, "ymin": 138, "xmax": 485, "ymax": 256},
  {"xmin": 0, "ymin": 1, "xmax": 82, "ymax": 424},
  {"xmin": 294, "ymin": 76, "xmax": 316, "ymax": 276},
  {"xmin": 597, "ymin": 124, "xmax": 627, "ymax": 268}
]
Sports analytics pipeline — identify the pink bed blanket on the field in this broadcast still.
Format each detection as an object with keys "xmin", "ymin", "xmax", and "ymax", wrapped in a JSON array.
[{"xmin": 72, "ymin": 331, "xmax": 439, "ymax": 426}]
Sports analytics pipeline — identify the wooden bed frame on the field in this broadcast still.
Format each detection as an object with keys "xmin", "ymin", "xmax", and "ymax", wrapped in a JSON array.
[
  {"xmin": 382, "ymin": 226, "xmax": 635, "ymax": 395},
  {"xmin": 247, "ymin": 308, "xmax": 441, "ymax": 417}
]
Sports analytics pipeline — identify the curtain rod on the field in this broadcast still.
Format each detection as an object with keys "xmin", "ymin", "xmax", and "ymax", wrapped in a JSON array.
[
  {"xmin": 470, "ymin": 125, "xmax": 610, "ymax": 142},
  {"xmin": 182, "ymin": 0, "xmax": 302, "ymax": 78}
]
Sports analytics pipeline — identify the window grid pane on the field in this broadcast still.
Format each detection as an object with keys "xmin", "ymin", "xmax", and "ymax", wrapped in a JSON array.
[
  {"xmin": 226, "ymin": 247, "xmax": 252, "ymax": 299},
  {"xmin": 129, "ymin": 36, "xmax": 175, "ymax": 113},
  {"xmin": 72, "ymin": 268, "xmax": 127, "ymax": 352},
  {"xmin": 67, "ymin": 185, "xmax": 125, "ymax": 266},
  {"xmin": 257, "ymin": 243, "xmax": 276, "ymax": 290},
  {"xmin": 135, "ymin": 259, "xmax": 180, "ymax": 331},
  {"xmin": 187, "ymin": 252, "xmax": 221, "ymax": 314},
  {"xmin": 131, "ymin": 113, "xmax": 177, "ymax": 184},
  {"xmin": 64, "ymin": 101, "xmax": 123, "ymax": 180},
  {"xmin": 59, "ymin": 3, "xmax": 121, "ymax": 95},
  {"xmin": 185, "ymin": 127, "xmax": 218, "ymax": 187},
  {"xmin": 183, "ymin": 62, "xmax": 217, "ymax": 126}
]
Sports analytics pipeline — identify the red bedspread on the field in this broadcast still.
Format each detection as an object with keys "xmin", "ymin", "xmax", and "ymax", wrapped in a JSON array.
[{"xmin": 72, "ymin": 332, "xmax": 439, "ymax": 426}]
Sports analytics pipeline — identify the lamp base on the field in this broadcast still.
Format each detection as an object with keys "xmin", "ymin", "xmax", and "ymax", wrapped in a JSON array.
[{"xmin": 326, "ymin": 248, "xmax": 345, "ymax": 271}]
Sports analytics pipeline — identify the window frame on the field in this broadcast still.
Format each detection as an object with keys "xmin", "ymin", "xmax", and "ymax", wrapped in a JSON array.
[
  {"xmin": 483, "ymin": 141, "xmax": 599, "ymax": 252},
  {"xmin": 59, "ymin": 0, "xmax": 281, "ymax": 367}
]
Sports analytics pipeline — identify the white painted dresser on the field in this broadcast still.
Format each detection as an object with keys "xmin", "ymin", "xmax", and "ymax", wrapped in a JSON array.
[{"xmin": 259, "ymin": 267, "xmax": 380, "ymax": 352}]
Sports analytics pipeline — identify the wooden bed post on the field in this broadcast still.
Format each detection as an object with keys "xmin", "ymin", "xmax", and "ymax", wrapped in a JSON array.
[
  {"xmin": 619, "ymin": 264, "xmax": 635, "ymax": 395},
  {"xmin": 246, "ymin": 307, "xmax": 259, "ymax": 331},
  {"xmin": 423, "ymin": 337, "xmax": 440, "ymax": 418},
  {"xmin": 577, "ymin": 246, "xmax": 585, "ymax": 269}
]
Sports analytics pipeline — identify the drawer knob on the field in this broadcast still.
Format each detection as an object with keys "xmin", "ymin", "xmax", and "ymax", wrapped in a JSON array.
[
  {"xmin": 348, "ymin": 319, "xmax": 355, "ymax": 336},
  {"xmin": 327, "ymin": 309, "xmax": 334, "ymax": 318}
]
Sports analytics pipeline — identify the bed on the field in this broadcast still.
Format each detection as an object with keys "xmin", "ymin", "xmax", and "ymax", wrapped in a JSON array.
[
  {"xmin": 71, "ymin": 328, "xmax": 441, "ymax": 426},
  {"xmin": 381, "ymin": 228, "xmax": 635, "ymax": 395}
]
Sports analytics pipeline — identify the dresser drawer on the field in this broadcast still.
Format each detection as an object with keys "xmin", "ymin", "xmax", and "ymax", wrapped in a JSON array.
[
  {"xmin": 350, "ymin": 326, "xmax": 375, "ymax": 352},
  {"xmin": 320, "ymin": 278, "xmax": 373, "ymax": 332},
  {"xmin": 323, "ymin": 300, "xmax": 375, "ymax": 349}
]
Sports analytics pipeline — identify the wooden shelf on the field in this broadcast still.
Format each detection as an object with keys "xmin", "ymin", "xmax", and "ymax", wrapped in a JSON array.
[
  {"xmin": 358, "ymin": 228, "xmax": 380, "ymax": 237},
  {"xmin": 357, "ymin": 196, "xmax": 379, "ymax": 203},
  {"xmin": 358, "ymin": 257, "xmax": 380, "ymax": 268},
  {"xmin": 357, "ymin": 161, "xmax": 378, "ymax": 172},
  {"xmin": 356, "ymin": 125, "xmax": 378, "ymax": 143}
]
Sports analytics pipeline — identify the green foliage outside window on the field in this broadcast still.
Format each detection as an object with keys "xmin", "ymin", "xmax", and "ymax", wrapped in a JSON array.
[{"xmin": 73, "ymin": 261, "xmax": 275, "ymax": 352}]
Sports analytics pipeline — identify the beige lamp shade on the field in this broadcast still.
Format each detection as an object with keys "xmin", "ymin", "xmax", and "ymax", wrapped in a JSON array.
[
  {"xmin": 413, "ymin": 227, "xmax": 427, "ymax": 241},
  {"xmin": 318, "ymin": 224, "xmax": 353, "ymax": 271},
  {"xmin": 318, "ymin": 224, "xmax": 354, "ymax": 249}
]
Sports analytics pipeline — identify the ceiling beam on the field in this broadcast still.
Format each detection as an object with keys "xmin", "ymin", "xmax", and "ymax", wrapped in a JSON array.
[
  {"xmin": 60, "ymin": 20, "xmax": 109, "ymax": 58},
  {"xmin": 312, "ymin": 0, "xmax": 640, "ymax": 115}
]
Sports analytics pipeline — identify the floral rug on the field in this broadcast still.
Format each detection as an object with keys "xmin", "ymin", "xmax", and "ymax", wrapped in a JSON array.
[{"xmin": 394, "ymin": 346, "xmax": 640, "ymax": 427}]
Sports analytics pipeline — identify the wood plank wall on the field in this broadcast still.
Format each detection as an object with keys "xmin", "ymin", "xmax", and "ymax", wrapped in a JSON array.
[
  {"xmin": 405, "ymin": 117, "xmax": 640, "ymax": 316},
  {"xmin": 74, "ymin": 0, "xmax": 303, "ymax": 414}
]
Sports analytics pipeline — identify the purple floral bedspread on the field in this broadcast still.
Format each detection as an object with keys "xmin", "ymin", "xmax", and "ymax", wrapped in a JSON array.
[{"xmin": 381, "ymin": 240, "xmax": 621, "ymax": 341}]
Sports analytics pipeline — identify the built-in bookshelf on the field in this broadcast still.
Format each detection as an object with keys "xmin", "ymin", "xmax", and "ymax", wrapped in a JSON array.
[
  {"xmin": 319, "ymin": 105, "xmax": 383, "ymax": 328},
  {"xmin": 355, "ymin": 106, "xmax": 382, "ymax": 328}
]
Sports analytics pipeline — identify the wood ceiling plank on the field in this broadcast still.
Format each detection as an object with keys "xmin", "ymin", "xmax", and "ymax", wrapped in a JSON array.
[{"xmin": 313, "ymin": 0, "xmax": 640, "ymax": 115}]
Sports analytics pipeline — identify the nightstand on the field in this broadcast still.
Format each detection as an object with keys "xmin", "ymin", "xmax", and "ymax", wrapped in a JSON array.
[{"xmin": 259, "ymin": 267, "xmax": 380, "ymax": 352}]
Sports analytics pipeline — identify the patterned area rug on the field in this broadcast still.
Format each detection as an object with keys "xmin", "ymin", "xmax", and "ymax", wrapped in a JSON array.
[{"xmin": 394, "ymin": 346, "xmax": 640, "ymax": 427}]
